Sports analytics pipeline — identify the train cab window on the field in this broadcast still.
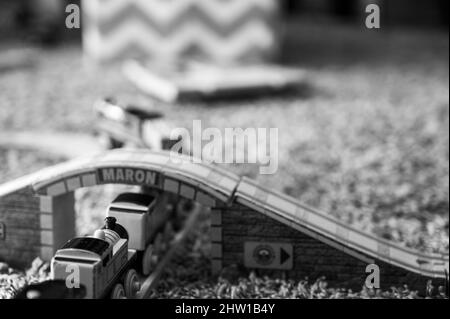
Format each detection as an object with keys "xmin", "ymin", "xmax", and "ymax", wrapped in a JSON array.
[{"xmin": 62, "ymin": 237, "xmax": 109, "ymax": 257}]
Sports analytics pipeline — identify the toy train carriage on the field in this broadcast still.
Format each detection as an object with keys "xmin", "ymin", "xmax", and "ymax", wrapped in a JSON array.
[
  {"xmin": 108, "ymin": 193, "xmax": 157, "ymax": 250},
  {"xmin": 51, "ymin": 218, "xmax": 138, "ymax": 299},
  {"xmin": 107, "ymin": 192, "xmax": 173, "ymax": 275}
]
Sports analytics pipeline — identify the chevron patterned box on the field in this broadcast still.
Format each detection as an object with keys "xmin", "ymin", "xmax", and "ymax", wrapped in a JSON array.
[{"xmin": 82, "ymin": 0, "xmax": 280, "ymax": 64}]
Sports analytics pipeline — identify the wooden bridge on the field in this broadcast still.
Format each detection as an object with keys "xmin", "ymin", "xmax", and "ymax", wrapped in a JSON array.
[{"xmin": 0, "ymin": 149, "xmax": 448, "ymax": 290}]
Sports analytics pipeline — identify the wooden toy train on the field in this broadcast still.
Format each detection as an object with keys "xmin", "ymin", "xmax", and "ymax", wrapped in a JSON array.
[
  {"xmin": 17, "ymin": 192, "xmax": 177, "ymax": 299},
  {"xmin": 94, "ymin": 98, "xmax": 182, "ymax": 152}
]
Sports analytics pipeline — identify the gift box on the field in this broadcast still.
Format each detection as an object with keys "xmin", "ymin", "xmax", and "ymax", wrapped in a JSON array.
[{"xmin": 82, "ymin": 0, "xmax": 280, "ymax": 64}]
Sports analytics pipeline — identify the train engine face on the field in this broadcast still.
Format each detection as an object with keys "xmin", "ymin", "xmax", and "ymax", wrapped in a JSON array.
[{"xmin": 51, "ymin": 218, "xmax": 132, "ymax": 299}]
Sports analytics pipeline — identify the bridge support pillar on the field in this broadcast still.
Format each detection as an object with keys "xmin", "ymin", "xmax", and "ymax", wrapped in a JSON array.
[{"xmin": 38, "ymin": 192, "xmax": 75, "ymax": 261}]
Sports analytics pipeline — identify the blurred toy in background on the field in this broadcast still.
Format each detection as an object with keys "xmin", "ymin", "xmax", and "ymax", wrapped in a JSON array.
[
  {"xmin": 83, "ymin": 0, "xmax": 311, "ymax": 110},
  {"xmin": 81, "ymin": 0, "xmax": 280, "ymax": 65},
  {"xmin": 123, "ymin": 60, "xmax": 308, "ymax": 103},
  {"xmin": 94, "ymin": 98, "xmax": 185, "ymax": 152}
]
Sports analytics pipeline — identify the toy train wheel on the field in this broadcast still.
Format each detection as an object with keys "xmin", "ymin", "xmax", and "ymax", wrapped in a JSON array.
[
  {"xmin": 142, "ymin": 245, "xmax": 158, "ymax": 276},
  {"xmin": 124, "ymin": 269, "xmax": 140, "ymax": 298},
  {"xmin": 110, "ymin": 283, "xmax": 126, "ymax": 299}
]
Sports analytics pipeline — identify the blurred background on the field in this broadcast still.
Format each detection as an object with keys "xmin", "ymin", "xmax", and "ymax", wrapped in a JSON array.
[{"xmin": 0, "ymin": 0, "xmax": 448, "ymax": 298}]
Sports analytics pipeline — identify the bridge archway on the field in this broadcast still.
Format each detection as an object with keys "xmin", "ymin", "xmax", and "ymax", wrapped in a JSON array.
[
  {"xmin": 32, "ymin": 149, "xmax": 240, "ymax": 205},
  {"xmin": 28, "ymin": 149, "xmax": 239, "ymax": 263}
]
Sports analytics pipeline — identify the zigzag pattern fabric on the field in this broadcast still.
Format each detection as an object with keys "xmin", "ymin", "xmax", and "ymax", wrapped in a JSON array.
[{"xmin": 82, "ymin": 0, "xmax": 280, "ymax": 63}]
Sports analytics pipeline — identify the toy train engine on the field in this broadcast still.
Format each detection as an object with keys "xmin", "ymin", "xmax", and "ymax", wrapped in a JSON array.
[
  {"xmin": 49, "ymin": 192, "xmax": 176, "ymax": 299},
  {"xmin": 51, "ymin": 217, "xmax": 139, "ymax": 299},
  {"xmin": 94, "ymin": 98, "xmax": 183, "ymax": 151}
]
